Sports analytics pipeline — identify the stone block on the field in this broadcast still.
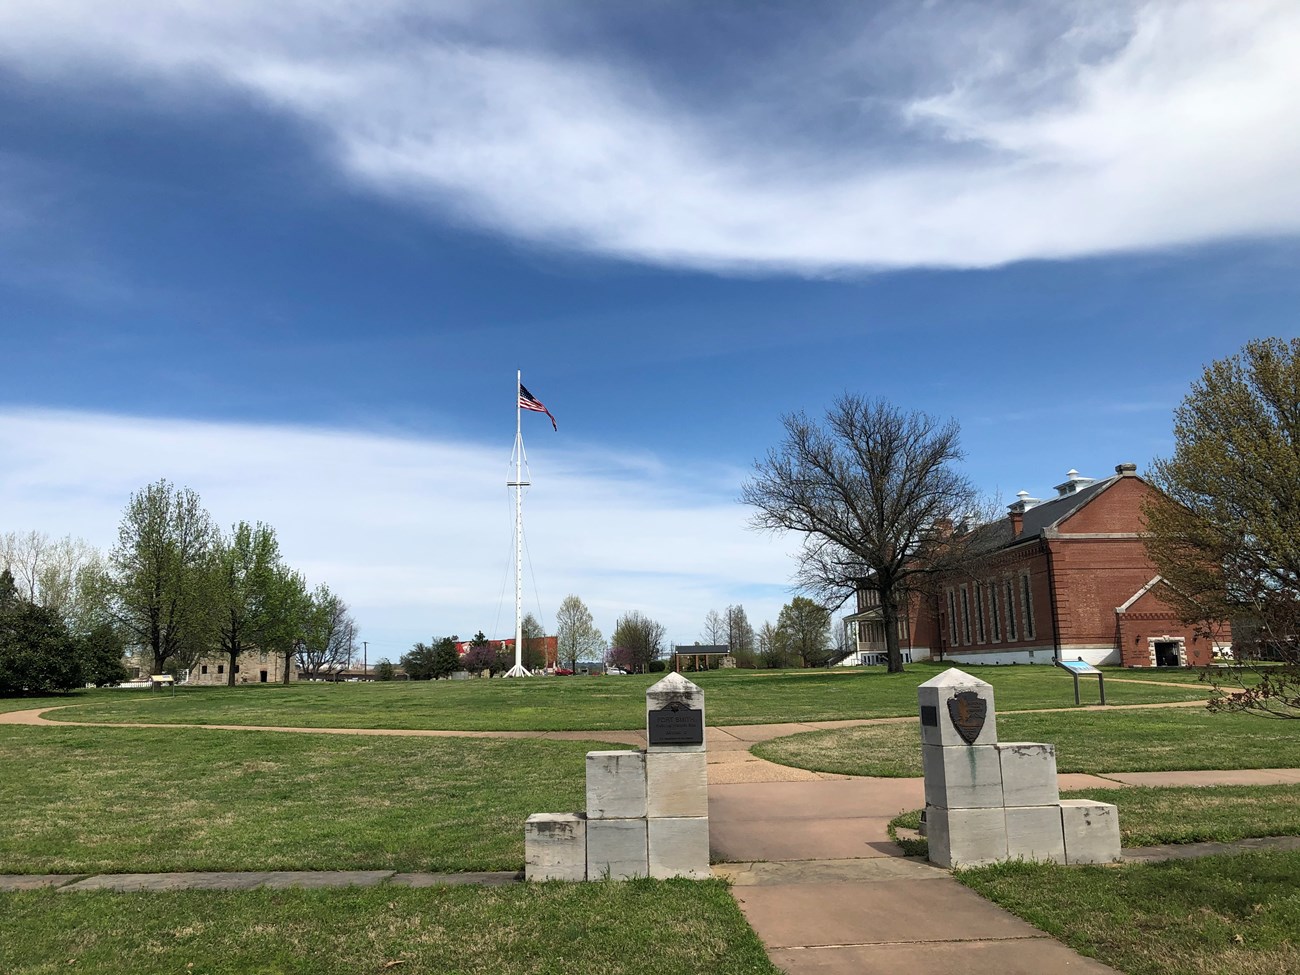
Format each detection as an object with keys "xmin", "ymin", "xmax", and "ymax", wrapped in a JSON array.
[
  {"xmin": 997, "ymin": 742, "xmax": 1060, "ymax": 807},
  {"xmin": 917, "ymin": 667, "xmax": 998, "ymax": 748},
  {"xmin": 586, "ymin": 817, "xmax": 649, "ymax": 880},
  {"xmin": 525, "ymin": 813, "xmax": 587, "ymax": 882},
  {"xmin": 1005, "ymin": 805, "xmax": 1066, "ymax": 863},
  {"xmin": 925, "ymin": 805, "xmax": 1007, "ymax": 868},
  {"xmin": 646, "ymin": 749, "xmax": 709, "ymax": 818},
  {"xmin": 1060, "ymin": 799, "xmax": 1122, "ymax": 865},
  {"xmin": 922, "ymin": 743, "xmax": 1005, "ymax": 809},
  {"xmin": 646, "ymin": 672, "xmax": 706, "ymax": 752},
  {"xmin": 647, "ymin": 817, "xmax": 711, "ymax": 879},
  {"xmin": 585, "ymin": 750, "xmax": 647, "ymax": 819}
]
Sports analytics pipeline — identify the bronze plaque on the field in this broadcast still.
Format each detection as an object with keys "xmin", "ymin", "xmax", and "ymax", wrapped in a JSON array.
[
  {"xmin": 947, "ymin": 691, "xmax": 987, "ymax": 745},
  {"xmin": 647, "ymin": 701, "xmax": 703, "ymax": 746}
]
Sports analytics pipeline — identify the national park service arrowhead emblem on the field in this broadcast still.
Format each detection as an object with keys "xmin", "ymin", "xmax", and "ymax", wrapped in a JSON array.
[{"xmin": 947, "ymin": 691, "xmax": 987, "ymax": 745}]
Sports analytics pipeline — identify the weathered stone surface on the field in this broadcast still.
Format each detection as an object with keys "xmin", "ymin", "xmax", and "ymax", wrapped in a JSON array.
[
  {"xmin": 525, "ymin": 812, "xmax": 587, "ymax": 882},
  {"xmin": 917, "ymin": 668, "xmax": 998, "ymax": 748},
  {"xmin": 1060, "ymin": 799, "xmax": 1122, "ymax": 865},
  {"xmin": 1005, "ymin": 805, "xmax": 1066, "ymax": 863},
  {"xmin": 585, "ymin": 750, "xmax": 647, "ymax": 819},
  {"xmin": 647, "ymin": 817, "xmax": 710, "ymax": 879},
  {"xmin": 586, "ymin": 817, "xmax": 649, "ymax": 880},
  {"xmin": 922, "ymin": 743, "xmax": 1005, "ymax": 810},
  {"xmin": 646, "ymin": 749, "xmax": 709, "ymax": 818},
  {"xmin": 997, "ymin": 742, "xmax": 1060, "ymax": 807},
  {"xmin": 925, "ymin": 806, "xmax": 1007, "ymax": 868},
  {"xmin": 645, "ymin": 672, "xmax": 706, "ymax": 753}
]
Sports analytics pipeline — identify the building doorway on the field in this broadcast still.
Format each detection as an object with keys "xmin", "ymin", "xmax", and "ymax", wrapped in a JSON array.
[
  {"xmin": 259, "ymin": 670, "xmax": 268, "ymax": 683},
  {"xmin": 1153, "ymin": 640, "xmax": 1181, "ymax": 667}
]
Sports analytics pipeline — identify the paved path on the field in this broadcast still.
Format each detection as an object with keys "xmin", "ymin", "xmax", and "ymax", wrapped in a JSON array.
[{"xmin": 6, "ymin": 700, "xmax": 1298, "ymax": 974}]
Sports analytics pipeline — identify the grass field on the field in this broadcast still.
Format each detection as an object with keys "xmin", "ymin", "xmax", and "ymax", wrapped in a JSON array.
[
  {"xmin": 19, "ymin": 663, "xmax": 1210, "ymax": 731},
  {"xmin": 0, "ymin": 880, "xmax": 781, "ymax": 975},
  {"xmin": 753, "ymin": 706, "xmax": 1300, "ymax": 776},
  {"xmin": 959, "ymin": 851, "xmax": 1300, "ymax": 975},
  {"xmin": 0, "ymin": 725, "xmax": 624, "ymax": 874}
]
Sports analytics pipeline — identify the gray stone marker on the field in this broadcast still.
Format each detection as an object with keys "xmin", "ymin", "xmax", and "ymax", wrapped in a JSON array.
[
  {"xmin": 524, "ymin": 672, "xmax": 711, "ymax": 882},
  {"xmin": 917, "ymin": 667, "xmax": 1119, "ymax": 869}
]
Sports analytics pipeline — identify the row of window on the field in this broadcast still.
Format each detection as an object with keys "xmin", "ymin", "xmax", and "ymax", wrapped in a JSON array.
[{"xmin": 946, "ymin": 572, "xmax": 1036, "ymax": 648}]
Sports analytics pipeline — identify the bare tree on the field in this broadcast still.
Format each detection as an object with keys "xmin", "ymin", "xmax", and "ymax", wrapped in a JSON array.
[
  {"xmin": 726, "ymin": 604, "xmax": 755, "ymax": 659},
  {"xmin": 742, "ymin": 395, "xmax": 982, "ymax": 673},
  {"xmin": 701, "ymin": 609, "xmax": 726, "ymax": 645},
  {"xmin": 555, "ymin": 594, "xmax": 604, "ymax": 670},
  {"xmin": 612, "ymin": 610, "xmax": 666, "ymax": 674},
  {"xmin": 0, "ymin": 531, "xmax": 105, "ymax": 624},
  {"xmin": 298, "ymin": 584, "xmax": 357, "ymax": 680}
]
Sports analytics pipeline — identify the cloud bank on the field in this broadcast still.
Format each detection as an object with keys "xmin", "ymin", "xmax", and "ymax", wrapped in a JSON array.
[
  {"xmin": 1, "ymin": 0, "xmax": 1297, "ymax": 272},
  {"xmin": 0, "ymin": 409, "xmax": 795, "ymax": 658}
]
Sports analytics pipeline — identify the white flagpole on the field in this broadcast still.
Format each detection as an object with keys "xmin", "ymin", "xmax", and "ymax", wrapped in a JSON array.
[{"xmin": 506, "ymin": 369, "xmax": 530, "ymax": 677}]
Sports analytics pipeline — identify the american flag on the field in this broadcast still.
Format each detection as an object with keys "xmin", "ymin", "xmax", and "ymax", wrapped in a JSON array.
[{"xmin": 519, "ymin": 384, "xmax": 557, "ymax": 430}]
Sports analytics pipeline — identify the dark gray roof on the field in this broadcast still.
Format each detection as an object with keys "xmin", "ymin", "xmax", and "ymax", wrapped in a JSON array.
[{"xmin": 973, "ymin": 474, "xmax": 1120, "ymax": 552}]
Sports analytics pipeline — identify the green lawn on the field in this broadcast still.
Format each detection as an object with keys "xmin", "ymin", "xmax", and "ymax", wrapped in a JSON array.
[
  {"xmin": 753, "ymin": 707, "xmax": 1300, "ymax": 777},
  {"xmin": 0, "ymin": 725, "xmax": 627, "ymax": 874},
  {"xmin": 890, "ymin": 783, "xmax": 1300, "ymax": 852},
  {"xmin": 959, "ymin": 852, "xmax": 1300, "ymax": 975},
  {"xmin": 23, "ymin": 663, "xmax": 1210, "ymax": 731},
  {"xmin": 0, "ymin": 880, "xmax": 781, "ymax": 975}
]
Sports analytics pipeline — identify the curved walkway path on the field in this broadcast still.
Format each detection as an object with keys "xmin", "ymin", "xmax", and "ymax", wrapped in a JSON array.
[{"xmin": 8, "ymin": 697, "xmax": 1298, "ymax": 974}]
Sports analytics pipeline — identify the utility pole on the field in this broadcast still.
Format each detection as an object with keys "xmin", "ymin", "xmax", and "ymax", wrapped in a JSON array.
[{"xmin": 363, "ymin": 641, "xmax": 368, "ymax": 678}]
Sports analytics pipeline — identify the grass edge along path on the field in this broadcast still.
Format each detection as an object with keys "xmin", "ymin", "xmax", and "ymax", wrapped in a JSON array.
[
  {"xmin": 23, "ymin": 664, "xmax": 1210, "ymax": 732},
  {"xmin": 0, "ymin": 724, "xmax": 628, "ymax": 875},
  {"xmin": 957, "ymin": 851, "xmax": 1300, "ymax": 975},
  {"xmin": 0, "ymin": 879, "xmax": 782, "ymax": 975},
  {"xmin": 752, "ymin": 706, "xmax": 1299, "ymax": 776}
]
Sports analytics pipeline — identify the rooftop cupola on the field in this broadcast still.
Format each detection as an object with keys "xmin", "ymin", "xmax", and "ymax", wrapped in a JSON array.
[
  {"xmin": 1054, "ymin": 469, "xmax": 1096, "ymax": 497},
  {"xmin": 1007, "ymin": 490, "xmax": 1042, "ymax": 537}
]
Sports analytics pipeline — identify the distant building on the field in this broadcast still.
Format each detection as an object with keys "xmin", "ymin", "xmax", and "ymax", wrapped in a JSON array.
[
  {"xmin": 846, "ymin": 464, "xmax": 1231, "ymax": 668},
  {"xmin": 454, "ymin": 636, "xmax": 558, "ymax": 669},
  {"xmin": 189, "ymin": 650, "xmax": 297, "ymax": 685}
]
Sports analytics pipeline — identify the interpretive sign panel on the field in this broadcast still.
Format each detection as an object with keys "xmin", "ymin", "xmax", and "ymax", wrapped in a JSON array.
[{"xmin": 1059, "ymin": 659, "xmax": 1102, "ymax": 676}]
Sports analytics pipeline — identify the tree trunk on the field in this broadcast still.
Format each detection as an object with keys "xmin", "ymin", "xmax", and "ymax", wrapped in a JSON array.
[
  {"xmin": 282, "ymin": 649, "xmax": 293, "ymax": 684},
  {"xmin": 882, "ymin": 581, "xmax": 905, "ymax": 674}
]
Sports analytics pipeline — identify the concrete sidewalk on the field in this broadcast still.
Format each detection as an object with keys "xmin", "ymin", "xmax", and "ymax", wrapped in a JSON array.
[{"xmin": 706, "ymin": 770, "xmax": 1300, "ymax": 975}]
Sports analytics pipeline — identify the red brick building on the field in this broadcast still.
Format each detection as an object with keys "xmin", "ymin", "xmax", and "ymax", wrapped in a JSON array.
[
  {"xmin": 454, "ymin": 636, "xmax": 558, "ymax": 668},
  {"xmin": 847, "ymin": 464, "xmax": 1230, "ymax": 668}
]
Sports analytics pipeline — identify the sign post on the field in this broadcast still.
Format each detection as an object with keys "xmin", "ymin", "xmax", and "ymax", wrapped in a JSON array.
[{"xmin": 1055, "ymin": 657, "xmax": 1106, "ymax": 706}]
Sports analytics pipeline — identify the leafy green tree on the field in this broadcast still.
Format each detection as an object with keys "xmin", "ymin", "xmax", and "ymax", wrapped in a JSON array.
[
  {"xmin": 374, "ymin": 659, "xmax": 396, "ymax": 681},
  {"xmin": 402, "ymin": 641, "xmax": 437, "ymax": 680},
  {"xmin": 77, "ymin": 621, "xmax": 129, "ymax": 687},
  {"xmin": 743, "ymin": 395, "xmax": 982, "ymax": 673},
  {"xmin": 777, "ymin": 597, "xmax": 832, "ymax": 668},
  {"xmin": 433, "ymin": 636, "xmax": 461, "ymax": 678},
  {"xmin": 109, "ymin": 480, "xmax": 220, "ymax": 675},
  {"xmin": 555, "ymin": 595, "xmax": 604, "ymax": 670},
  {"xmin": 404, "ymin": 636, "xmax": 460, "ymax": 680},
  {"xmin": 260, "ymin": 563, "xmax": 310, "ymax": 685},
  {"xmin": 611, "ymin": 610, "xmax": 665, "ymax": 674},
  {"xmin": 212, "ymin": 521, "xmax": 281, "ymax": 687},
  {"xmin": 1146, "ymin": 337, "xmax": 1300, "ymax": 718},
  {"xmin": 0, "ymin": 572, "xmax": 86, "ymax": 695}
]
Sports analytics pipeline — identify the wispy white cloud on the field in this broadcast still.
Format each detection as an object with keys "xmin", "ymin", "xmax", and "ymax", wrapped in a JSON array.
[
  {"xmin": 0, "ymin": 409, "xmax": 797, "ymax": 658},
  {"xmin": 1, "ymin": 1, "xmax": 1297, "ymax": 272}
]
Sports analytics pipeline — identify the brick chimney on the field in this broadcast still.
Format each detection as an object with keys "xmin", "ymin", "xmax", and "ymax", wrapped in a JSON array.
[
  {"xmin": 1115, "ymin": 462, "xmax": 1137, "ymax": 476},
  {"xmin": 1007, "ymin": 490, "xmax": 1041, "ymax": 539}
]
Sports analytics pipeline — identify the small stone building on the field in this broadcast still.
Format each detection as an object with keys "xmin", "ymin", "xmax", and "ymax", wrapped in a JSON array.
[{"xmin": 188, "ymin": 649, "xmax": 297, "ymax": 685}]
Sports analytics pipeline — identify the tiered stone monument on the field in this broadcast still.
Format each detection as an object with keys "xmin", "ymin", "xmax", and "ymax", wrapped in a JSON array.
[
  {"xmin": 524, "ymin": 672, "xmax": 710, "ymax": 881},
  {"xmin": 918, "ymin": 667, "xmax": 1121, "ymax": 868}
]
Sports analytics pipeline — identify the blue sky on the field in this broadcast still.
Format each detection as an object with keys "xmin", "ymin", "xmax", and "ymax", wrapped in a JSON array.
[{"xmin": 3, "ymin": 1, "xmax": 1299, "ymax": 661}]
